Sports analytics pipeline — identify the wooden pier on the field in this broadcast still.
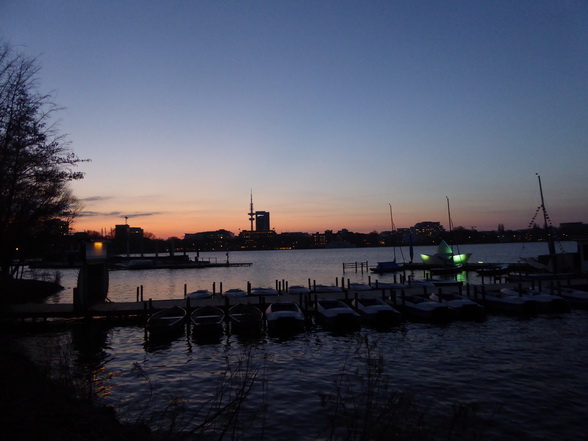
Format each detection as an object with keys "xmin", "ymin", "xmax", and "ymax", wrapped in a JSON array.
[{"xmin": 2, "ymin": 274, "xmax": 586, "ymax": 326}]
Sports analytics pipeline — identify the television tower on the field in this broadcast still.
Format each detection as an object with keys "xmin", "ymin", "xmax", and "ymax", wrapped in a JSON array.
[{"xmin": 248, "ymin": 190, "xmax": 255, "ymax": 231}]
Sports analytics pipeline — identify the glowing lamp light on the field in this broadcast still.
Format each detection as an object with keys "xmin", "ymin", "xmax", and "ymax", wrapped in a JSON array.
[
  {"xmin": 452, "ymin": 254, "xmax": 469, "ymax": 265},
  {"xmin": 86, "ymin": 241, "xmax": 107, "ymax": 261}
]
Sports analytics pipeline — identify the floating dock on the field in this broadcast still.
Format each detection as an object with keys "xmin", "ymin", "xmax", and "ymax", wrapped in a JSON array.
[{"xmin": 2, "ymin": 277, "xmax": 585, "ymax": 325}]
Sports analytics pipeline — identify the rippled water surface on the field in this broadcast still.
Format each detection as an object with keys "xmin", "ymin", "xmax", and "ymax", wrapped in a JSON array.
[{"xmin": 22, "ymin": 242, "xmax": 588, "ymax": 440}]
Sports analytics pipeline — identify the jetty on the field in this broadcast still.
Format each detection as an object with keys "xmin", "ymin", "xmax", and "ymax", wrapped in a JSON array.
[{"xmin": 2, "ymin": 274, "xmax": 586, "ymax": 326}]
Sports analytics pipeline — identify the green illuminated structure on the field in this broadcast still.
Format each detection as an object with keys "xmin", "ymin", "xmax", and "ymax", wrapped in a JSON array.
[{"xmin": 420, "ymin": 240, "xmax": 471, "ymax": 266}]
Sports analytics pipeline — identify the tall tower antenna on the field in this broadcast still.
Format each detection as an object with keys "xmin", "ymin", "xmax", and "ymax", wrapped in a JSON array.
[{"xmin": 248, "ymin": 190, "xmax": 255, "ymax": 231}]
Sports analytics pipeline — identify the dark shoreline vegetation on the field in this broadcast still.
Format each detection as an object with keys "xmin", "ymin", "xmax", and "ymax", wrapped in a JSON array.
[
  {"xmin": 0, "ymin": 338, "xmax": 152, "ymax": 441},
  {"xmin": 0, "ymin": 278, "xmax": 64, "ymax": 304}
]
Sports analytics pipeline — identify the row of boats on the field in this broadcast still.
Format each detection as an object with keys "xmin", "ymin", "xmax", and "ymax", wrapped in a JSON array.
[
  {"xmin": 146, "ymin": 296, "xmax": 393, "ymax": 338},
  {"xmin": 147, "ymin": 284, "xmax": 588, "ymax": 338}
]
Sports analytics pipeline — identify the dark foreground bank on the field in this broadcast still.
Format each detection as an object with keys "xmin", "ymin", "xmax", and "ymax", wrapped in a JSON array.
[{"xmin": 0, "ymin": 339, "xmax": 152, "ymax": 441}]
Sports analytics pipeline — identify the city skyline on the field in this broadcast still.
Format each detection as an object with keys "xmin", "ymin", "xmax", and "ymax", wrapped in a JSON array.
[{"xmin": 2, "ymin": 1, "xmax": 587, "ymax": 239}]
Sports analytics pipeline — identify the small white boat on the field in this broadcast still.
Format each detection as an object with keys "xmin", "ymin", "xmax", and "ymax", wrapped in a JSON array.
[
  {"xmin": 370, "ymin": 260, "xmax": 404, "ymax": 273},
  {"xmin": 348, "ymin": 283, "xmax": 373, "ymax": 292},
  {"xmin": 229, "ymin": 303, "xmax": 264, "ymax": 334},
  {"xmin": 315, "ymin": 299, "xmax": 360, "ymax": 330},
  {"xmin": 352, "ymin": 296, "xmax": 401, "ymax": 326},
  {"xmin": 401, "ymin": 295, "xmax": 452, "ymax": 323},
  {"xmin": 288, "ymin": 285, "xmax": 311, "ymax": 294},
  {"xmin": 265, "ymin": 302, "xmax": 305, "ymax": 333},
  {"xmin": 541, "ymin": 286, "xmax": 588, "ymax": 308},
  {"xmin": 250, "ymin": 287, "xmax": 279, "ymax": 296},
  {"xmin": 314, "ymin": 284, "xmax": 343, "ymax": 293},
  {"xmin": 429, "ymin": 292, "xmax": 485, "ymax": 320},
  {"xmin": 482, "ymin": 290, "xmax": 536, "ymax": 315},
  {"xmin": 146, "ymin": 306, "xmax": 187, "ymax": 336},
  {"xmin": 190, "ymin": 305, "xmax": 225, "ymax": 336},
  {"xmin": 369, "ymin": 282, "xmax": 408, "ymax": 290},
  {"xmin": 222, "ymin": 288, "xmax": 248, "ymax": 298},
  {"xmin": 187, "ymin": 289, "xmax": 213, "ymax": 300},
  {"xmin": 500, "ymin": 288, "xmax": 569, "ymax": 313}
]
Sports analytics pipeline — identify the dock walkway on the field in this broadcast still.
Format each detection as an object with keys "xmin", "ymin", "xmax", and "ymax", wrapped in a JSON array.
[{"xmin": 0, "ymin": 281, "xmax": 531, "ymax": 323}]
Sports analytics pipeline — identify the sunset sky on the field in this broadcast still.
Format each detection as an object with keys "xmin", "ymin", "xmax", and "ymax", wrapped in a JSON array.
[{"xmin": 2, "ymin": 1, "xmax": 587, "ymax": 239}]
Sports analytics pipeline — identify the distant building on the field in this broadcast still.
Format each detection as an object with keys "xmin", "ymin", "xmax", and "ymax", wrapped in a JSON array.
[
  {"xmin": 413, "ymin": 221, "xmax": 445, "ymax": 239},
  {"xmin": 113, "ymin": 224, "xmax": 144, "ymax": 255},
  {"xmin": 184, "ymin": 230, "xmax": 235, "ymax": 250},
  {"xmin": 239, "ymin": 230, "xmax": 277, "ymax": 249},
  {"xmin": 559, "ymin": 222, "xmax": 588, "ymax": 239},
  {"xmin": 255, "ymin": 211, "xmax": 270, "ymax": 232}
]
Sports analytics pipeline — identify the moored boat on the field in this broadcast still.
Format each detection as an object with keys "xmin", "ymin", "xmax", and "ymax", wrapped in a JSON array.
[
  {"xmin": 482, "ymin": 290, "xmax": 536, "ymax": 315},
  {"xmin": 352, "ymin": 296, "xmax": 401, "ymax": 327},
  {"xmin": 348, "ymin": 282, "xmax": 373, "ymax": 292},
  {"xmin": 222, "ymin": 288, "xmax": 248, "ymax": 298},
  {"xmin": 229, "ymin": 303, "xmax": 264, "ymax": 334},
  {"xmin": 265, "ymin": 301, "xmax": 305, "ymax": 333},
  {"xmin": 315, "ymin": 298, "xmax": 361, "ymax": 330},
  {"xmin": 500, "ymin": 288, "xmax": 569, "ymax": 313},
  {"xmin": 540, "ymin": 286, "xmax": 588, "ymax": 308},
  {"xmin": 288, "ymin": 285, "xmax": 311, "ymax": 294},
  {"xmin": 313, "ymin": 284, "xmax": 343, "ymax": 293},
  {"xmin": 187, "ymin": 289, "xmax": 213, "ymax": 300},
  {"xmin": 400, "ymin": 295, "xmax": 452, "ymax": 323},
  {"xmin": 146, "ymin": 306, "xmax": 187, "ymax": 336},
  {"xmin": 190, "ymin": 305, "xmax": 225, "ymax": 336},
  {"xmin": 370, "ymin": 260, "xmax": 403, "ymax": 273},
  {"xmin": 250, "ymin": 287, "xmax": 279, "ymax": 296},
  {"xmin": 429, "ymin": 291, "xmax": 485, "ymax": 320}
]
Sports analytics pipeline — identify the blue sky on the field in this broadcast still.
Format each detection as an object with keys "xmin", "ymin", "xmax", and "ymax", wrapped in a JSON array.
[{"xmin": 2, "ymin": 0, "xmax": 587, "ymax": 238}]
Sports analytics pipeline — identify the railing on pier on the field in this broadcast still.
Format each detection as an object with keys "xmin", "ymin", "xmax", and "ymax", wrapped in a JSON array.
[{"xmin": 342, "ymin": 261, "xmax": 369, "ymax": 274}]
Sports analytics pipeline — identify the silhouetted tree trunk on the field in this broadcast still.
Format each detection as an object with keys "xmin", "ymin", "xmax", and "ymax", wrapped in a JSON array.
[{"xmin": 0, "ymin": 43, "xmax": 86, "ymax": 284}]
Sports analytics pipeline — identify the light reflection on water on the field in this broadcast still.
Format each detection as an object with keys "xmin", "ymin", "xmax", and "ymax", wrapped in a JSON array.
[
  {"xmin": 64, "ymin": 309, "xmax": 587, "ymax": 441},
  {"xmin": 49, "ymin": 242, "xmax": 576, "ymax": 304}
]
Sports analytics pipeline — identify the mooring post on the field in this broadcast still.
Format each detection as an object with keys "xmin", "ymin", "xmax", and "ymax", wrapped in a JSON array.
[
  {"xmin": 247, "ymin": 281, "xmax": 251, "ymax": 295},
  {"xmin": 141, "ymin": 285, "xmax": 144, "ymax": 301},
  {"xmin": 184, "ymin": 284, "xmax": 187, "ymax": 298},
  {"xmin": 136, "ymin": 286, "xmax": 139, "ymax": 302}
]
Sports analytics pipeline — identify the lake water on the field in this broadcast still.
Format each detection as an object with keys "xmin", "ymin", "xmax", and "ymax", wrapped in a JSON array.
[{"xmin": 18, "ymin": 242, "xmax": 588, "ymax": 440}]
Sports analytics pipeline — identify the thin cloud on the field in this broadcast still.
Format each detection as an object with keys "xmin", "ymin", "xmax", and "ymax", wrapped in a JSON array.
[{"xmin": 81, "ymin": 196, "xmax": 113, "ymax": 202}]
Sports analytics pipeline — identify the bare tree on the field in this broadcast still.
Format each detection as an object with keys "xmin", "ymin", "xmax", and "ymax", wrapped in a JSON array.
[{"xmin": 0, "ymin": 42, "xmax": 87, "ymax": 282}]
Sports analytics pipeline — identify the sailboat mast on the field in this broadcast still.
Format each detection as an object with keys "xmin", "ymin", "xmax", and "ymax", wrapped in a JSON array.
[
  {"xmin": 446, "ymin": 196, "xmax": 454, "ymax": 232},
  {"xmin": 389, "ymin": 204, "xmax": 396, "ymax": 260},
  {"xmin": 536, "ymin": 173, "xmax": 556, "ymax": 258}
]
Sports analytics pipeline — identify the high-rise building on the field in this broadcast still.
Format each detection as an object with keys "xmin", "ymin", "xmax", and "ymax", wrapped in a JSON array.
[{"xmin": 255, "ymin": 211, "xmax": 270, "ymax": 232}]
